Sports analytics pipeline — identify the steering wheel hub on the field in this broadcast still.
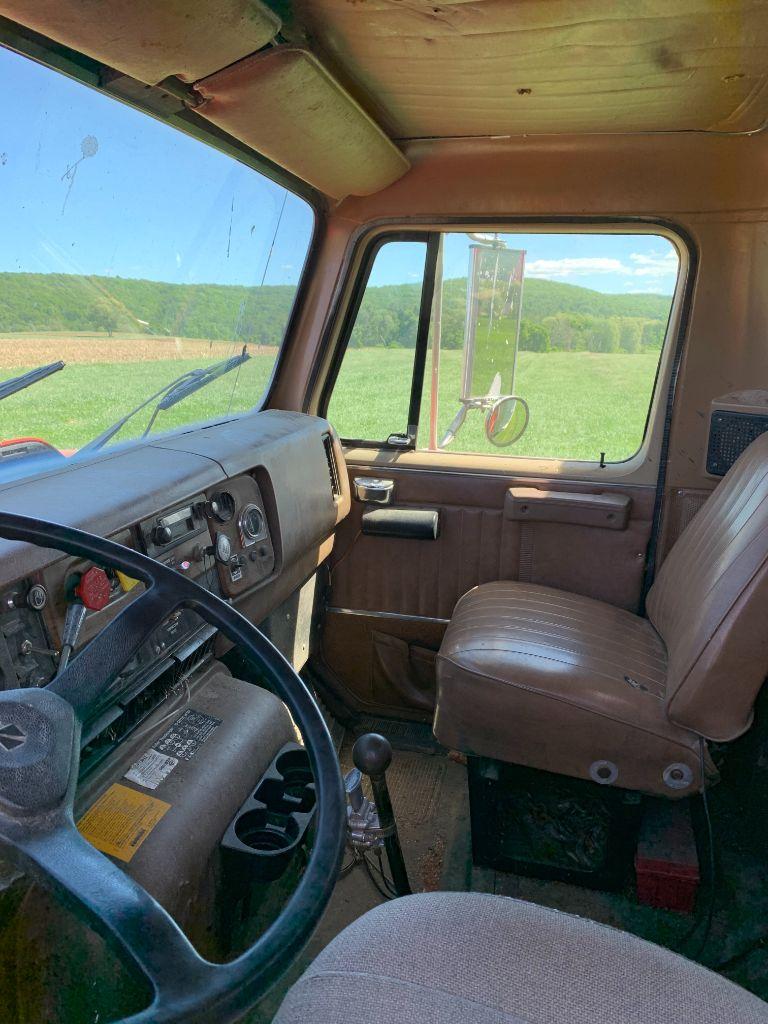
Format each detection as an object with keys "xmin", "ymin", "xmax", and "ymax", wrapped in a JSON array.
[{"xmin": 0, "ymin": 689, "xmax": 75, "ymax": 812}]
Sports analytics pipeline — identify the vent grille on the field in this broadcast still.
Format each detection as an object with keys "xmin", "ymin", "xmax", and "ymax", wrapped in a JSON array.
[
  {"xmin": 322, "ymin": 433, "xmax": 341, "ymax": 497},
  {"xmin": 707, "ymin": 410, "xmax": 768, "ymax": 476}
]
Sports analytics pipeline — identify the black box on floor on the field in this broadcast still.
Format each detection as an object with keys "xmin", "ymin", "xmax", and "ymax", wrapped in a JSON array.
[{"xmin": 467, "ymin": 757, "xmax": 643, "ymax": 890}]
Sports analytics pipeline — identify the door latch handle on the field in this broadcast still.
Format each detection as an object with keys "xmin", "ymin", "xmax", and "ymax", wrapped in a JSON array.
[{"xmin": 353, "ymin": 477, "xmax": 394, "ymax": 505}]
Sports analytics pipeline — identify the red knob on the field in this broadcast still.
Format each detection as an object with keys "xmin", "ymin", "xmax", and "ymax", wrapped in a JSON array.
[{"xmin": 75, "ymin": 566, "xmax": 111, "ymax": 611}]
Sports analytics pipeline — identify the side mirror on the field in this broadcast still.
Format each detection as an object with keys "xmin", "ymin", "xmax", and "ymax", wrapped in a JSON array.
[{"xmin": 485, "ymin": 396, "xmax": 529, "ymax": 447}]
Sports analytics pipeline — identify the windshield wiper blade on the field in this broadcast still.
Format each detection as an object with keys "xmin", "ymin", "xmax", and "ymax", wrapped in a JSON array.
[
  {"xmin": 0, "ymin": 361, "xmax": 65, "ymax": 402},
  {"xmin": 80, "ymin": 347, "xmax": 250, "ymax": 454}
]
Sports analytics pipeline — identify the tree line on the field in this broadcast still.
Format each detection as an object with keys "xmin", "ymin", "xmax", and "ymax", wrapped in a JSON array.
[
  {"xmin": 0, "ymin": 271, "xmax": 671, "ymax": 354},
  {"xmin": 350, "ymin": 276, "xmax": 669, "ymax": 353}
]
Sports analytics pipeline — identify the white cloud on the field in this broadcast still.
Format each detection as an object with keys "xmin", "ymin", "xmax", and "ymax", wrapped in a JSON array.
[
  {"xmin": 629, "ymin": 250, "xmax": 677, "ymax": 268},
  {"xmin": 525, "ymin": 249, "xmax": 678, "ymax": 283},
  {"xmin": 627, "ymin": 250, "xmax": 678, "ymax": 278},
  {"xmin": 526, "ymin": 257, "xmax": 626, "ymax": 278}
]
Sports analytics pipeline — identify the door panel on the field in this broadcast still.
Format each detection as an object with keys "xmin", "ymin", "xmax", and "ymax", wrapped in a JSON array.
[{"xmin": 317, "ymin": 460, "xmax": 656, "ymax": 718}]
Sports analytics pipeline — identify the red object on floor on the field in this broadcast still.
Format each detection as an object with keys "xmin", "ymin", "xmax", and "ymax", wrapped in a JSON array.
[{"xmin": 635, "ymin": 799, "xmax": 700, "ymax": 914}]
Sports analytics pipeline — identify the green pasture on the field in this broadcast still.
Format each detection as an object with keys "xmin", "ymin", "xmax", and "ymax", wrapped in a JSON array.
[
  {"xmin": 0, "ymin": 345, "xmax": 660, "ymax": 463},
  {"xmin": 329, "ymin": 348, "xmax": 661, "ymax": 462},
  {"xmin": 0, "ymin": 353, "xmax": 275, "ymax": 451}
]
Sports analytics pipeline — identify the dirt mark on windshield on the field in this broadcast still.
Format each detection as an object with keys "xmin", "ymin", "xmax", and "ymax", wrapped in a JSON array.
[{"xmin": 61, "ymin": 135, "xmax": 98, "ymax": 214}]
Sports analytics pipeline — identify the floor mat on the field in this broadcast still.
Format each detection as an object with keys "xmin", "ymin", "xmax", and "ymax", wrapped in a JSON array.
[
  {"xmin": 347, "ymin": 715, "xmax": 442, "ymax": 752},
  {"xmin": 251, "ymin": 740, "xmax": 768, "ymax": 1020}
]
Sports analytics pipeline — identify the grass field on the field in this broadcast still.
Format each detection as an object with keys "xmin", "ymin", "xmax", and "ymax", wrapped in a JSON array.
[
  {"xmin": 0, "ymin": 336, "xmax": 661, "ymax": 462},
  {"xmin": 329, "ymin": 348, "xmax": 661, "ymax": 462},
  {"xmin": 0, "ymin": 336, "xmax": 276, "ymax": 450}
]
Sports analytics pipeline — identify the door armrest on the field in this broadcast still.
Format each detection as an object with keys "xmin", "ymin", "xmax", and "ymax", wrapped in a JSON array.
[{"xmin": 505, "ymin": 487, "xmax": 631, "ymax": 530}]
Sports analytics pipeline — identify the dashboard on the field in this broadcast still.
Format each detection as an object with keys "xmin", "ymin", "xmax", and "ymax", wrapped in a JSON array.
[{"xmin": 0, "ymin": 409, "xmax": 349, "ymax": 774}]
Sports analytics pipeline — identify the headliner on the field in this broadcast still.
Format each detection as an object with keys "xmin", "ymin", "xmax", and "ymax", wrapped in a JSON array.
[
  {"xmin": 1, "ymin": 0, "xmax": 766, "ymax": 199},
  {"xmin": 291, "ymin": 0, "xmax": 768, "ymax": 138}
]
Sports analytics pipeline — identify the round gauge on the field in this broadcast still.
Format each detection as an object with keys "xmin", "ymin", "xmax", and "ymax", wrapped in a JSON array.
[
  {"xmin": 208, "ymin": 491, "xmax": 236, "ymax": 523},
  {"xmin": 214, "ymin": 532, "xmax": 232, "ymax": 564},
  {"xmin": 240, "ymin": 504, "xmax": 265, "ymax": 541}
]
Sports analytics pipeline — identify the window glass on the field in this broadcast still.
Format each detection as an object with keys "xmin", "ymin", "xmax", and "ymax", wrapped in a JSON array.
[
  {"xmin": 0, "ymin": 46, "xmax": 313, "ymax": 465},
  {"xmin": 326, "ymin": 239, "xmax": 428, "ymax": 442},
  {"xmin": 418, "ymin": 232, "xmax": 679, "ymax": 461}
]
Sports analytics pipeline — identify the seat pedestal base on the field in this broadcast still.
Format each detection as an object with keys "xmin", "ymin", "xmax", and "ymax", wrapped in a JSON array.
[{"xmin": 468, "ymin": 756, "xmax": 643, "ymax": 890}]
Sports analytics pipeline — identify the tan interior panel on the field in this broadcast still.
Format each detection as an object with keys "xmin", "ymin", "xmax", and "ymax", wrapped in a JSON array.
[
  {"xmin": 321, "ymin": 463, "xmax": 656, "ymax": 715},
  {"xmin": 292, "ymin": 0, "xmax": 768, "ymax": 138},
  {"xmin": 0, "ymin": 0, "xmax": 280, "ymax": 84},
  {"xmin": 331, "ymin": 466, "xmax": 655, "ymax": 616},
  {"xmin": 195, "ymin": 47, "xmax": 410, "ymax": 199}
]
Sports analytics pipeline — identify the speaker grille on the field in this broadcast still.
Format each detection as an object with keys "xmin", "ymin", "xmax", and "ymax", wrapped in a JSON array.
[{"xmin": 706, "ymin": 410, "xmax": 768, "ymax": 476}]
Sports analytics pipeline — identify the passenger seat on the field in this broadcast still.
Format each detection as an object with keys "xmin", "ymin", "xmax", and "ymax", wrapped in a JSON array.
[{"xmin": 434, "ymin": 432, "xmax": 768, "ymax": 798}]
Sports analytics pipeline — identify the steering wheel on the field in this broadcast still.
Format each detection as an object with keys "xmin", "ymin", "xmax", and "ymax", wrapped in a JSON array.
[{"xmin": 0, "ymin": 512, "xmax": 346, "ymax": 1023}]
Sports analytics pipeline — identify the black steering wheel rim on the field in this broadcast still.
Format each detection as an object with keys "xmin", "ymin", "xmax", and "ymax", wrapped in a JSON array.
[{"xmin": 0, "ymin": 511, "xmax": 346, "ymax": 1023}]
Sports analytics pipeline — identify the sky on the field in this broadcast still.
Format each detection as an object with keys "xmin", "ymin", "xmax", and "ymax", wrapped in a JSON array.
[
  {"xmin": 371, "ymin": 233, "xmax": 679, "ymax": 295},
  {"xmin": 0, "ymin": 46, "xmax": 314, "ymax": 288},
  {"xmin": 0, "ymin": 45, "xmax": 678, "ymax": 298}
]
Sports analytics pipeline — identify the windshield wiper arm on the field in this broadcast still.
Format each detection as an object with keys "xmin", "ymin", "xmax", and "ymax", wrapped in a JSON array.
[
  {"xmin": 80, "ymin": 347, "xmax": 250, "ymax": 454},
  {"xmin": 0, "ymin": 361, "xmax": 65, "ymax": 402}
]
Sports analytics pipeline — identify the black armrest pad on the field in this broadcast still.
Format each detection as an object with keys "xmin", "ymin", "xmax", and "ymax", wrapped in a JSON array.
[{"xmin": 361, "ymin": 508, "xmax": 440, "ymax": 540}]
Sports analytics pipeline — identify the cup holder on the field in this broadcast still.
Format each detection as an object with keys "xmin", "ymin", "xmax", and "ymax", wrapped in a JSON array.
[
  {"xmin": 222, "ymin": 743, "xmax": 316, "ymax": 882},
  {"xmin": 276, "ymin": 749, "xmax": 314, "ymax": 787}
]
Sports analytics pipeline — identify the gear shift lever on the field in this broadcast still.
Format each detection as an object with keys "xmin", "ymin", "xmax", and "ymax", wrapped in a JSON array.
[{"xmin": 352, "ymin": 733, "xmax": 412, "ymax": 896}]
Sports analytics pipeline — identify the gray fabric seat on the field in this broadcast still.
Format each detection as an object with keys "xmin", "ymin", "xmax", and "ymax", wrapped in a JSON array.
[{"xmin": 274, "ymin": 892, "xmax": 768, "ymax": 1023}]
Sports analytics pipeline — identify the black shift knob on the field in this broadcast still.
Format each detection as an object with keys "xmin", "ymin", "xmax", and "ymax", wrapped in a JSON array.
[{"xmin": 352, "ymin": 733, "xmax": 392, "ymax": 777}]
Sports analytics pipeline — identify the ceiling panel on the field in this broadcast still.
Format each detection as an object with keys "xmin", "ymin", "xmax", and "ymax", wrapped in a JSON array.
[{"xmin": 291, "ymin": 0, "xmax": 768, "ymax": 137}]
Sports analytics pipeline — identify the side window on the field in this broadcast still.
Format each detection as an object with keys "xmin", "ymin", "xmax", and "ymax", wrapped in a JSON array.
[
  {"xmin": 418, "ymin": 232, "xmax": 680, "ymax": 462},
  {"xmin": 326, "ymin": 229, "xmax": 680, "ymax": 465},
  {"xmin": 326, "ymin": 239, "xmax": 427, "ymax": 443}
]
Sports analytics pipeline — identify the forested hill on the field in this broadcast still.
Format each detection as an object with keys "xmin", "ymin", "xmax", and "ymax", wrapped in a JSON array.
[
  {"xmin": 0, "ymin": 273, "xmax": 297, "ymax": 344},
  {"xmin": 0, "ymin": 272, "xmax": 672, "ymax": 351},
  {"xmin": 516, "ymin": 278, "xmax": 671, "ymax": 320}
]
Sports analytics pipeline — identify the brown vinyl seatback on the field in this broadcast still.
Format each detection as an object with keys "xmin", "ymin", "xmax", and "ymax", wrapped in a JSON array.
[{"xmin": 647, "ymin": 432, "xmax": 768, "ymax": 741}]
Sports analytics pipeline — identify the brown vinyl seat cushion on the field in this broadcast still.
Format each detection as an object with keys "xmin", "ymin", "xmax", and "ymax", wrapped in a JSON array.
[
  {"xmin": 434, "ymin": 432, "xmax": 768, "ymax": 797},
  {"xmin": 434, "ymin": 580, "xmax": 703, "ymax": 796},
  {"xmin": 274, "ymin": 892, "xmax": 768, "ymax": 1023}
]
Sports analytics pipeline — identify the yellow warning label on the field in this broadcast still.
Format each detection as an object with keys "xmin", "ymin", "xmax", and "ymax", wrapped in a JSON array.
[
  {"xmin": 115, "ymin": 570, "xmax": 140, "ymax": 593},
  {"xmin": 77, "ymin": 784, "xmax": 170, "ymax": 863}
]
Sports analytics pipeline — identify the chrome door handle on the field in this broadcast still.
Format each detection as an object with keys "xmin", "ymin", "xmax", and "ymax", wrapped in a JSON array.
[{"xmin": 353, "ymin": 477, "xmax": 394, "ymax": 505}]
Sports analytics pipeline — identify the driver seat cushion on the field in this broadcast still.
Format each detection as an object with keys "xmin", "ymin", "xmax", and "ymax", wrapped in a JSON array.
[
  {"xmin": 273, "ymin": 892, "xmax": 767, "ymax": 1023},
  {"xmin": 434, "ymin": 580, "xmax": 704, "ymax": 797}
]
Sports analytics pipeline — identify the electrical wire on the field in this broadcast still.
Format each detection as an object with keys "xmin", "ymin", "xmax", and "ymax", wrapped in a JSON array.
[
  {"xmin": 227, "ymin": 191, "xmax": 289, "ymax": 414},
  {"xmin": 361, "ymin": 852, "xmax": 395, "ymax": 901},
  {"xmin": 689, "ymin": 738, "xmax": 717, "ymax": 959},
  {"xmin": 338, "ymin": 856, "xmax": 357, "ymax": 879},
  {"xmin": 677, "ymin": 738, "xmax": 716, "ymax": 959},
  {"xmin": 339, "ymin": 840, "xmax": 399, "ymax": 901},
  {"xmin": 371, "ymin": 848, "xmax": 399, "ymax": 896},
  {"xmin": 121, "ymin": 673, "xmax": 192, "ymax": 751}
]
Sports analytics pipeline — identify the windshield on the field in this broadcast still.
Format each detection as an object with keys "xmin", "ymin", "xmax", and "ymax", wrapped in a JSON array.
[{"xmin": 0, "ymin": 46, "xmax": 314, "ymax": 468}]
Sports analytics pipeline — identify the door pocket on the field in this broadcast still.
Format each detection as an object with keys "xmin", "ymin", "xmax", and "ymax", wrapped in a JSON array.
[{"xmin": 371, "ymin": 629, "xmax": 438, "ymax": 711}]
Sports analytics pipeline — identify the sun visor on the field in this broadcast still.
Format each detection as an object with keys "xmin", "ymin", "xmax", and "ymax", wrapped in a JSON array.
[
  {"xmin": 0, "ymin": 0, "xmax": 280, "ymax": 84},
  {"xmin": 194, "ymin": 47, "xmax": 410, "ymax": 200}
]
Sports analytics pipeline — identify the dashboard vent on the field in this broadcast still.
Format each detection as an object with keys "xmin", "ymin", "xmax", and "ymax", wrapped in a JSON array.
[{"xmin": 322, "ymin": 433, "xmax": 341, "ymax": 497}]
